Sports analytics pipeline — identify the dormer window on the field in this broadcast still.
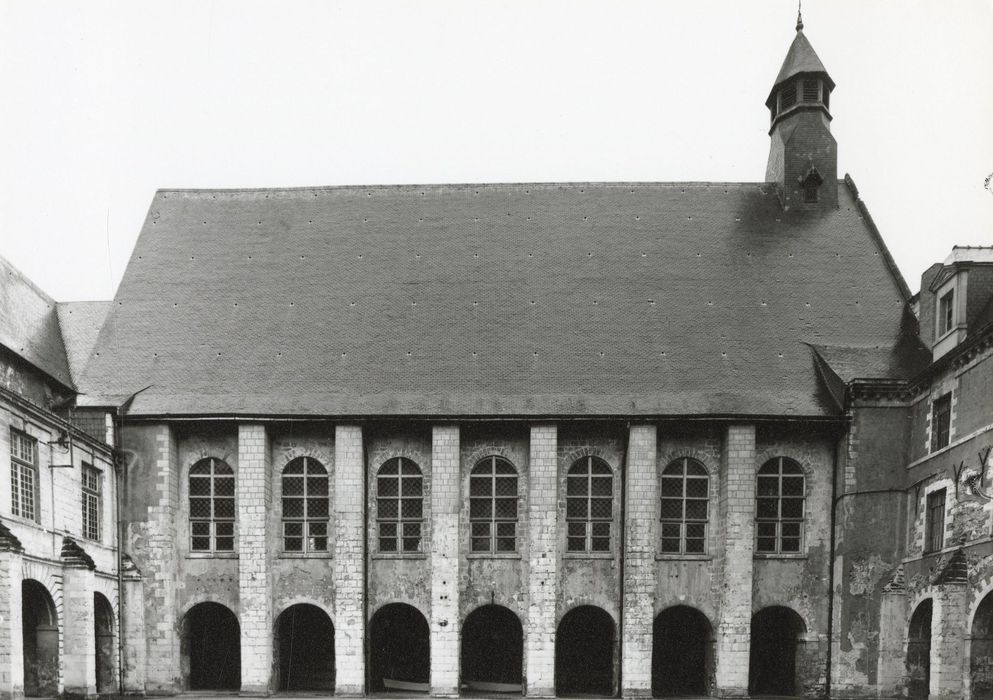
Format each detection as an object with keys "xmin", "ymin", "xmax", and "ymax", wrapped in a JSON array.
[
  {"xmin": 803, "ymin": 79, "xmax": 819, "ymax": 102},
  {"xmin": 937, "ymin": 290, "xmax": 954, "ymax": 337}
]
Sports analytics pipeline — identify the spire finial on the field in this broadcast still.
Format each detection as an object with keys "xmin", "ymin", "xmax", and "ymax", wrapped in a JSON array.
[{"xmin": 796, "ymin": 0, "xmax": 804, "ymax": 31}]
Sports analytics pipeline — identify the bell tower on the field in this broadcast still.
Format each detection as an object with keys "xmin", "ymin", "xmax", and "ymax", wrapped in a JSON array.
[{"xmin": 765, "ymin": 11, "xmax": 837, "ymax": 210}]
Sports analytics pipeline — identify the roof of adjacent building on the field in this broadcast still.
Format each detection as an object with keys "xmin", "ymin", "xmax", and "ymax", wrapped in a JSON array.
[
  {"xmin": 0, "ymin": 255, "xmax": 74, "ymax": 389},
  {"xmin": 56, "ymin": 301, "xmax": 112, "ymax": 387},
  {"xmin": 76, "ymin": 179, "xmax": 918, "ymax": 418},
  {"xmin": 767, "ymin": 29, "xmax": 834, "ymax": 106},
  {"xmin": 944, "ymin": 246, "xmax": 993, "ymax": 265}
]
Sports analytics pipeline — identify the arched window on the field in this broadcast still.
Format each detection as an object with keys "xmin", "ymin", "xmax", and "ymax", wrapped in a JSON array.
[
  {"xmin": 282, "ymin": 457, "xmax": 329, "ymax": 553},
  {"xmin": 377, "ymin": 458, "xmax": 423, "ymax": 553},
  {"xmin": 469, "ymin": 457, "xmax": 518, "ymax": 553},
  {"xmin": 660, "ymin": 458, "xmax": 709, "ymax": 554},
  {"xmin": 189, "ymin": 458, "xmax": 235, "ymax": 552},
  {"xmin": 567, "ymin": 457, "xmax": 613, "ymax": 553},
  {"xmin": 756, "ymin": 457, "xmax": 805, "ymax": 554}
]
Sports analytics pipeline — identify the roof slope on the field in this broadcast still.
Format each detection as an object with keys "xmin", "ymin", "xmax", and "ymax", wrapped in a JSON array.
[
  {"xmin": 57, "ymin": 301, "xmax": 112, "ymax": 387},
  {"xmin": 78, "ymin": 181, "xmax": 913, "ymax": 417},
  {"xmin": 0, "ymin": 255, "xmax": 74, "ymax": 388}
]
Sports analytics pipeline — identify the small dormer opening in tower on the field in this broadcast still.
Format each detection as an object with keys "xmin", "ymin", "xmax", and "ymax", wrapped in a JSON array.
[
  {"xmin": 803, "ymin": 79, "xmax": 819, "ymax": 102},
  {"xmin": 801, "ymin": 168, "xmax": 823, "ymax": 203}
]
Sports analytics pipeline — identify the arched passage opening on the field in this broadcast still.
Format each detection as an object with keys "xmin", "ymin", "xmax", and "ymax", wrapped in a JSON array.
[
  {"xmin": 94, "ymin": 593, "xmax": 117, "ymax": 694},
  {"xmin": 749, "ymin": 606, "xmax": 805, "ymax": 697},
  {"xmin": 555, "ymin": 606, "xmax": 616, "ymax": 697},
  {"xmin": 22, "ymin": 580, "xmax": 59, "ymax": 697},
  {"xmin": 972, "ymin": 592, "xmax": 993, "ymax": 700},
  {"xmin": 368, "ymin": 603, "xmax": 430, "ymax": 693},
  {"xmin": 460, "ymin": 605, "xmax": 523, "ymax": 693},
  {"xmin": 907, "ymin": 599, "xmax": 932, "ymax": 700},
  {"xmin": 274, "ymin": 604, "xmax": 335, "ymax": 692},
  {"xmin": 652, "ymin": 606, "xmax": 713, "ymax": 697},
  {"xmin": 180, "ymin": 602, "xmax": 241, "ymax": 691}
]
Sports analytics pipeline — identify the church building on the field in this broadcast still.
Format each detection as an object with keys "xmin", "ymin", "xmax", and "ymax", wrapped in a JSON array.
[{"xmin": 1, "ymin": 14, "xmax": 991, "ymax": 700}]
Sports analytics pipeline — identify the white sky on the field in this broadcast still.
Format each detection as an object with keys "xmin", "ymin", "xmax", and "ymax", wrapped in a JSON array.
[{"xmin": 1, "ymin": 0, "xmax": 991, "ymax": 302}]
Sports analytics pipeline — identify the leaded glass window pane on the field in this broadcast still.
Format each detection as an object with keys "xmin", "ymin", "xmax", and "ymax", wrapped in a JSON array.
[
  {"xmin": 281, "ymin": 457, "xmax": 329, "ymax": 553},
  {"xmin": 659, "ymin": 458, "xmax": 710, "ymax": 555},
  {"xmin": 189, "ymin": 457, "xmax": 237, "ymax": 553},
  {"xmin": 469, "ymin": 456, "xmax": 519, "ymax": 554},
  {"xmin": 755, "ymin": 457, "xmax": 805, "ymax": 554},
  {"xmin": 566, "ymin": 456, "xmax": 614, "ymax": 553},
  {"xmin": 377, "ymin": 457, "xmax": 424, "ymax": 553}
]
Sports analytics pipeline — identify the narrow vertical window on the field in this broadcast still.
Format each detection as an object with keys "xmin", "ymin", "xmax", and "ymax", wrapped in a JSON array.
[
  {"xmin": 756, "ymin": 457, "xmax": 805, "ymax": 554},
  {"xmin": 937, "ymin": 290, "xmax": 954, "ymax": 337},
  {"xmin": 469, "ymin": 456, "xmax": 518, "ymax": 553},
  {"xmin": 377, "ymin": 458, "xmax": 423, "ymax": 553},
  {"xmin": 82, "ymin": 464, "xmax": 101, "ymax": 541},
  {"xmin": 931, "ymin": 394, "xmax": 952, "ymax": 452},
  {"xmin": 566, "ymin": 457, "xmax": 613, "ymax": 553},
  {"xmin": 10, "ymin": 429, "xmax": 37, "ymax": 521},
  {"xmin": 660, "ymin": 458, "xmax": 709, "ymax": 554},
  {"xmin": 925, "ymin": 489, "xmax": 946, "ymax": 553},
  {"xmin": 281, "ymin": 457, "xmax": 329, "ymax": 553},
  {"xmin": 189, "ymin": 458, "xmax": 235, "ymax": 552}
]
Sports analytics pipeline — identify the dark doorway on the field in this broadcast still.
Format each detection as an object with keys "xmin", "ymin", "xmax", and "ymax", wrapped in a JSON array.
[
  {"xmin": 180, "ymin": 602, "xmax": 241, "ymax": 691},
  {"xmin": 907, "ymin": 599, "xmax": 932, "ymax": 700},
  {"xmin": 555, "ymin": 606, "xmax": 615, "ymax": 697},
  {"xmin": 652, "ymin": 606, "xmax": 712, "ymax": 697},
  {"xmin": 368, "ymin": 603, "xmax": 430, "ymax": 693},
  {"xmin": 749, "ymin": 606, "xmax": 805, "ymax": 697},
  {"xmin": 22, "ymin": 580, "xmax": 59, "ymax": 697},
  {"xmin": 94, "ymin": 593, "xmax": 116, "ymax": 694},
  {"xmin": 973, "ymin": 593, "xmax": 993, "ymax": 700},
  {"xmin": 275, "ymin": 604, "xmax": 335, "ymax": 691},
  {"xmin": 461, "ymin": 605, "xmax": 523, "ymax": 693}
]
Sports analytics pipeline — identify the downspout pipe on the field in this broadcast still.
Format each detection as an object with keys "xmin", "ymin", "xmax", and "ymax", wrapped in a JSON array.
[{"xmin": 112, "ymin": 385, "xmax": 152, "ymax": 695}]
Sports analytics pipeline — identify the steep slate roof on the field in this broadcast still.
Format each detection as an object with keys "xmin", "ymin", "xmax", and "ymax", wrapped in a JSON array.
[
  {"xmin": 78, "ymin": 180, "xmax": 912, "ymax": 418},
  {"xmin": 57, "ymin": 301, "xmax": 111, "ymax": 387},
  {"xmin": 767, "ymin": 29, "xmax": 834, "ymax": 106},
  {"xmin": 0, "ymin": 255, "xmax": 74, "ymax": 388}
]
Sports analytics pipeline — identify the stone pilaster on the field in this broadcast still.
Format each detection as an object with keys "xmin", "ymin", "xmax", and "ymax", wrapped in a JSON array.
[
  {"xmin": 931, "ymin": 583, "xmax": 967, "ymax": 699},
  {"xmin": 430, "ymin": 426, "xmax": 460, "ymax": 696},
  {"xmin": 237, "ymin": 424, "xmax": 272, "ymax": 695},
  {"xmin": 121, "ymin": 560, "xmax": 146, "ymax": 694},
  {"xmin": 526, "ymin": 424, "xmax": 557, "ymax": 697},
  {"xmin": 0, "ymin": 548, "xmax": 25, "ymax": 700},
  {"xmin": 333, "ymin": 426, "xmax": 365, "ymax": 695},
  {"xmin": 875, "ymin": 587, "xmax": 908, "ymax": 698},
  {"xmin": 622, "ymin": 425, "xmax": 657, "ymax": 697},
  {"xmin": 715, "ymin": 424, "xmax": 756, "ymax": 698},
  {"xmin": 62, "ymin": 562, "xmax": 97, "ymax": 698},
  {"xmin": 143, "ymin": 424, "xmax": 180, "ymax": 693}
]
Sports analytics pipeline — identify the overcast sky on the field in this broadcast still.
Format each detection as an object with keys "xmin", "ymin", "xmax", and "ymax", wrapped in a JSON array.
[{"xmin": 1, "ymin": 0, "xmax": 991, "ymax": 302}]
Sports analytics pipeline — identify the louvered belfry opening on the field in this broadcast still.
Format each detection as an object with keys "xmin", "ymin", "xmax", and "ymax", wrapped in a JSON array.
[
  {"xmin": 275, "ymin": 604, "xmax": 335, "ymax": 692},
  {"xmin": 652, "ymin": 606, "xmax": 713, "ymax": 697},
  {"xmin": 907, "ymin": 600, "xmax": 933, "ymax": 700},
  {"xmin": 460, "ymin": 605, "xmax": 524, "ymax": 694},
  {"xmin": 748, "ymin": 606, "xmax": 805, "ymax": 697},
  {"xmin": 22, "ymin": 580, "xmax": 59, "ymax": 697},
  {"xmin": 180, "ymin": 602, "xmax": 240, "ymax": 691},
  {"xmin": 368, "ymin": 603, "xmax": 430, "ymax": 693},
  {"xmin": 555, "ymin": 606, "xmax": 616, "ymax": 697}
]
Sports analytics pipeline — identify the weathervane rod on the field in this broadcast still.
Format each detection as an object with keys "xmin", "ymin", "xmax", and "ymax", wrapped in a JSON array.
[{"xmin": 797, "ymin": 0, "xmax": 804, "ymax": 31}]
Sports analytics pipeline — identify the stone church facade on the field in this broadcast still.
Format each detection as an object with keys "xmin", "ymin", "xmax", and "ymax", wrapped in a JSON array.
[{"xmin": 1, "ymin": 19, "xmax": 992, "ymax": 700}]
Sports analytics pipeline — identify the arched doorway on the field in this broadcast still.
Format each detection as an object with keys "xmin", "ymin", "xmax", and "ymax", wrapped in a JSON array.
[
  {"xmin": 555, "ymin": 606, "xmax": 616, "ymax": 697},
  {"xmin": 22, "ymin": 580, "xmax": 59, "ymax": 697},
  {"xmin": 368, "ymin": 603, "xmax": 430, "ymax": 693},
  {"xmin": 749, "ymin": 606, "xmax": 805, "ymax": 697},
  {"xmin": 180, "ymin": 602, "xmax": 241, "ymax": 691},
  {"xmin": 461, "ymin": 605, "xmax": 523, "ymax": 693},
  {"xmin": 907, "ymin": 599, "xmax": 932, "ymax": 700},
  {"xmin": 274, "ymin": 604, "xmax": 335, "ymax": 691},
  {"xmin": 653, "ymin": 606, "xmax": 712, "ymax": 697},
  {"xmin": 94, "ymin": 593, "xmax": 117, "ymax": 694},
  {"xmin": 973, "ymin": 592, "xmax": 993, "ymax": 700}
]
